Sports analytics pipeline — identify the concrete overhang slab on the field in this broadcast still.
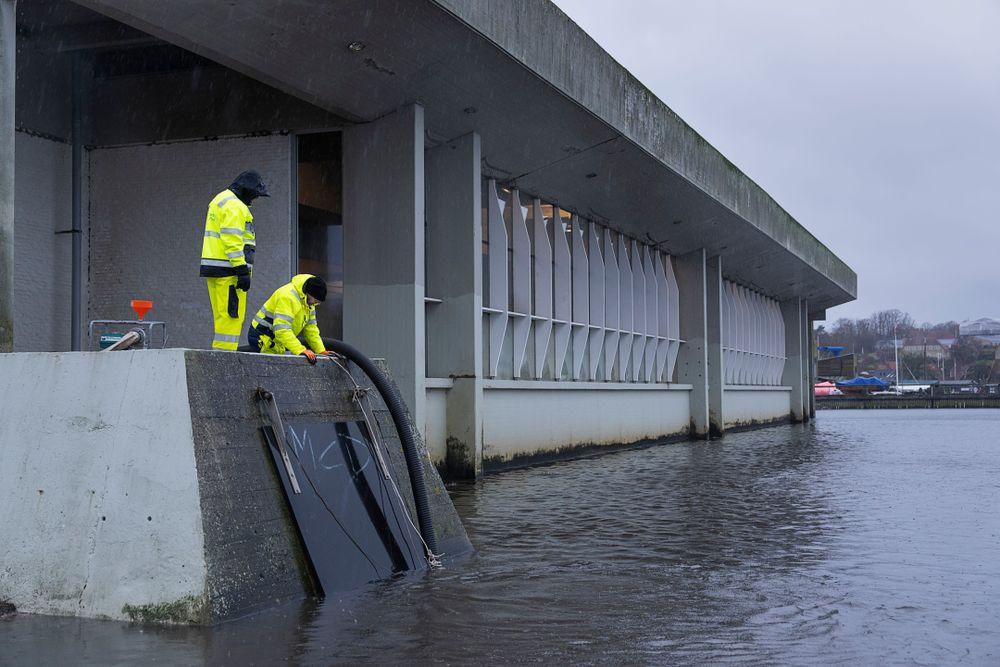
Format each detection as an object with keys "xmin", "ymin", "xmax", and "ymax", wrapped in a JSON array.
[{"xmin": 71, "ymin": 0, "xmax": 855, "ymax": 309}]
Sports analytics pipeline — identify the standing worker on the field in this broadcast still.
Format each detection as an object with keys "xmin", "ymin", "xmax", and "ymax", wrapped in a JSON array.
[
  {"xmin": 200, "ymin": 170, "xmax": 269, "ymax": 350},
  {"xmin": 247, "ymin": 274, "xmax": 335, "ymax": 364}
]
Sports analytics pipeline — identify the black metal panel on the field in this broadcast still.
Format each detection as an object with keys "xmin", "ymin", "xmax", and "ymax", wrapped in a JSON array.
[{"xmin": 264, "ymin": 420, "xmax": 425, "ymax": 596}]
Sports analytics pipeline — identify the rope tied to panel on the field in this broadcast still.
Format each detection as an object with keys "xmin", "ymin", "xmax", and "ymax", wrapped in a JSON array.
[{"xmin": 329, "ymin": 354, "xmax": 442, "ymax": 568}]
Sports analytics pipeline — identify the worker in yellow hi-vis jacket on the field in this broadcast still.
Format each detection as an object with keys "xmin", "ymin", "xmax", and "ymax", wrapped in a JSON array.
[
  {"xmin": 248, "ymin": 274, "xmax": 336, "ymax": 364},
  {"xmin": 199, "ymin": 171, "xmax": 268, "ymax": 350}
]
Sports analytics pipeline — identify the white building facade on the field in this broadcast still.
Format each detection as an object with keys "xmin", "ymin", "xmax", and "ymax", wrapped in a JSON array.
[{"xmin": 1, "ymin": 0, "xmax": 855, "ymax": 478}]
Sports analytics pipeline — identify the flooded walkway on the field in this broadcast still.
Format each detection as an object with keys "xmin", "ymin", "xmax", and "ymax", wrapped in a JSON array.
[{"xmin": 3, "ymin": 410, "xmax": 998, "ymax": 664}]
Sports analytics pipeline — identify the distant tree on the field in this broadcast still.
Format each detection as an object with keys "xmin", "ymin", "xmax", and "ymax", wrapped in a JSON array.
[
  {"xmin": 918, "ymin": 320, "xmax": 960, "ymax": 340},
  {"xmin": 899, "ymin": 353, "xmax": 924, "ymax": 381},
  {"xmin": 966, "ymin": 360, "xmax": 993, "ymax": 382},
  {"xmin": 866, "ymin": 309, "xmax": 915, "ymax": 340},
  {"xmin": 952, "ymin": 338, "xmax": 980, "ymax": 368}
]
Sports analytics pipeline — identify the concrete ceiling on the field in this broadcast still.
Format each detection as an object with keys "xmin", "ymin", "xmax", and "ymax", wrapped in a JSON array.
[{"xmin": 70, "ymin": 0, "xmax": 854, "ymax": 312}]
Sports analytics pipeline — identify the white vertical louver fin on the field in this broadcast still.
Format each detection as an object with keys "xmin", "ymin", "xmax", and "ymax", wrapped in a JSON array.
[
  {"xmin": 617, "ymin": 234, "xmax": 633, "ymax": 382},
  {"xmin": 571, "ymin": 215, "xmax": 589, "ymax": 380},
  {"xmin": 631, "ymin": 240, "xmax": 646, "ymax": 382},
  {"xmin": 532, "ymin": 199, "xmax": 552, "ymax": 379},
  {"xmin": 764, "ymin": 297, "xmax": 778, "ymax": 387},
  {"xmin": 666, "ymin": 253, "xmax": 681, "ymax": 383},
  {"xmin": 722, "ymin": 281, "xmax": 733, "ymax": 384},
  {"xmin": 749, "ymin": 289, "xmax": 760, "ymax": 385},
  {"xmin": 552, "ymin": 208, "xmax": 572, "ymax": 379},
  {"xmin": 751, "ymin": 291, "xmax": 764, "ymax": 385},
  {"xmin": 776, "ymin": 298, "xmax": 787, "ymax": 385},
  {"xmin": 485, "ymin": 180, "xmax": 509, "ymax": 378},
  {"xmin": 510, "ymin": 190, "xmax": 532, "ymax": 378},
  {"xmin": 603, "ymin": 228, "xmax": 620, "ymax": 381},
  {"xmin": 737, "ymin": 286, "xmax": 750, "ymax": 385},
  {"xmin": 642, "ymin": 245, "xmax": 657, "ymax": 381},
  {"xmin": 587, "ymin": 221, "xmax": 605, "ymax": 380},
  {"xmin": 655, "ymin": 252, "xmax": 670, "ymax": 382}
]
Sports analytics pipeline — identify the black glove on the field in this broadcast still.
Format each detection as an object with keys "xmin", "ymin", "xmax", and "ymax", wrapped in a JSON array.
[{"xmin": 236, "ymin": 274, "xmax": 251, "ymax": 292}]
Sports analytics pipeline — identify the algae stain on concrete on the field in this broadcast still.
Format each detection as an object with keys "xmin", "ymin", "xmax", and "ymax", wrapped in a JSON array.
[
  {"xmin": 121, "ymin": 594, "xmax": 208, "ymax": 625},
  {"xmin": 0, "ymin": 598, "xmax": 16, "ymax": 618}
]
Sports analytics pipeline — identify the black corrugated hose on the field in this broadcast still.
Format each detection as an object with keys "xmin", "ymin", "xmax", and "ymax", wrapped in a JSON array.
[{"xmin": 322, "ymin": 337, "xmax": 439, "ymax": 557}]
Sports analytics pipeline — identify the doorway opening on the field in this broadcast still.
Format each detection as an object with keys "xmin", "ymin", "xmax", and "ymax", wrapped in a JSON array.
[{"xmin": 297, "ymin": 132, "xmax": 343, "ymax": 339}]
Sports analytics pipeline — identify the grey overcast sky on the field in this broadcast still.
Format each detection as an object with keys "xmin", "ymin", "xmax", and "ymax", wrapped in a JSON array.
[{"xmin": 553, "ymin": 0, "xmax": 1000, "ymax": 324}]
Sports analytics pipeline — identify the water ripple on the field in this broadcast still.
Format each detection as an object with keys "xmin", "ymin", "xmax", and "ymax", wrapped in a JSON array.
[{"xmin": 2, "ymin": 409, "xmax": 999, "ymax": 664}]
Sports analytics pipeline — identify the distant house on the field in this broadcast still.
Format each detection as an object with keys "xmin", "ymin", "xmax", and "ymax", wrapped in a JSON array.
[
  {"xmin": 959, "ymin": 318, "xmax": 1000, "ymax": 337},
  {"xmin": 970, "ymin": 334, "xmax": 1000, "ymax": 348},
  {"xmin": 901, "ymin": 341, "xmax": 946, "ymax": 360},
  {"xmin": 875, "ymin": 339, "xmax": 903, "ymax": 351},
  {"xmin": 938, "ymin": 338, "xmax": 957, "ymax": 350},
  {"xmin": 935, "ymin": 380, "xmax": 978, "ymax": 395}
]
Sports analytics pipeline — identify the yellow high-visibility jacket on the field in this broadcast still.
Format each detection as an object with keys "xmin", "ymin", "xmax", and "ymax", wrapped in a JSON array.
[
  {"xmin": 250, "ymin": 274, "xmax": 326, "ymax": 356},
  {"xmin": 199, "ymin": 189, "xmax": 256, "ymax": 277}
]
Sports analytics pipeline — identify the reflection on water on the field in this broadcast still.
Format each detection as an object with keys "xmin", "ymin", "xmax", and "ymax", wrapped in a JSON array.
[{"xmin": 3, "ymin": 410, "xmax": 999, "ymax": 664}]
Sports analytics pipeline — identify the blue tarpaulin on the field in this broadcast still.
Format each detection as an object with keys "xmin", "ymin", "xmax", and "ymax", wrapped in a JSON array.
[{"xmin": 836, "ymin": 376, "xmax": 890, "ymax": 389}]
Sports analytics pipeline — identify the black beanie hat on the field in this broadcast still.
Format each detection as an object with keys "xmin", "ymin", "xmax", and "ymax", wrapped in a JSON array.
[{"xmin": 303, "ymin": 276, "xmax": 327, "ymax": 302}]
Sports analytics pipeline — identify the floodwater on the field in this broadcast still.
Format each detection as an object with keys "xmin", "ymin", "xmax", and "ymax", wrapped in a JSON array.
[{"xmin": 3, "ymin": 409, "xmax": 999, "ymax": 664}]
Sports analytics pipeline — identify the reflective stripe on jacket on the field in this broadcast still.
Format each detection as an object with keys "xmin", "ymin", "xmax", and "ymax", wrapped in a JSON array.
[
  {"xmin": 249, "ymin": 274, "xmax": 325, "ymax": 356},
  {"xmin": 200, "ymin": 189, "xmax": 255, "ymax": 277}
]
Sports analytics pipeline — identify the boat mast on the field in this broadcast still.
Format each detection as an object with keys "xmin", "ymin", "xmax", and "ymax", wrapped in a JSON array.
[{"xmin": 894, "ymin": 325, "xmax": 901, "ymax": 395}]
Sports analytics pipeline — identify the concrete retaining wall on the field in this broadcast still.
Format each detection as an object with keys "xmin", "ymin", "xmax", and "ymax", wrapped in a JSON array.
[
  {"xmin": 0, "ymin": 349, "xmax": 469, "ymax": 624},
  {"xmin": 481, "ymin": 382, "xmax": 691, "ymax": 470},
  {"xmin": 0, "ymin": 351, "xmax": 207, "ymax": 621},
  {"xmin": 724, "ymin": 386, "xmax": 792, "ymax": 429}
]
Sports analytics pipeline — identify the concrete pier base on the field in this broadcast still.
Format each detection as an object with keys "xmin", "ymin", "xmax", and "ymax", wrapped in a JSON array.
[{"xmin": 0, "ymin": 349, "xmax": 470, "ymax": 624}]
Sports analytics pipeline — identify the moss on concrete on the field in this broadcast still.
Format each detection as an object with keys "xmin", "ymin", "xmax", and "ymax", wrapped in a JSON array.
[
  {"xmin": 445, "ymin": 436, "xmax": 475, "ymax": 480},
  {"xmin": 483, "ymin": 431, "xmax": 690, "ymax": 474},
  {"xmin": 0, "ymin": 598, "xmax": 16, "ymax": 618},
  {"xmin": 723, "ymin": 416, "xmax": 793, "ymax": 433},
  {"xmin": 121, "ymin": 594, "xmax": 208, "ymax": 625}
]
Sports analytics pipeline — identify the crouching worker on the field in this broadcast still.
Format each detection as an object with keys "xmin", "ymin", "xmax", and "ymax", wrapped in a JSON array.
[{"xmin": 247, "ymin": 274, "xmax": 335, "ymax": 364}]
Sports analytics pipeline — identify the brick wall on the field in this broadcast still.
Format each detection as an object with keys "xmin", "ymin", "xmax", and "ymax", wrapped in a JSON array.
[
  {"xmin": 88, "ymin": 135, "xmax": 293, "ymax": 349},
  {"xmin": 13, "ymin": 132, "xmax": 74, "ymax": 352}
]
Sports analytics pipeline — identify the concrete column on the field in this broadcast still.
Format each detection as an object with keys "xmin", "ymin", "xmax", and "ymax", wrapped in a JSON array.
[
  {"xmin": 0, "ymin": 0, "xmax": 14, "ymax": 352},
  {"xmin": 675, "ymin": 248, "xmax": 709, "ymax": 438},
  {"xmin": 781, "ymin": 298, "xmax": 806, "ymax": 422},
  {"xmin": 425, "ymin": 132, "xmax": 483, "ymax": 478},
  {"xmin": 343, "ymin": 104, "xmax": 425, "ymax": 430},
  {"xmin": 801, "ymin": 300, "xmax": 812, "ymax": 421},
  {"xmin": 807, "ymin": 314, "xmax": 818, "ymax": 418},
  {"xmin": 705, "ymin": 255, "xmax": 725, "ymax": 437}
]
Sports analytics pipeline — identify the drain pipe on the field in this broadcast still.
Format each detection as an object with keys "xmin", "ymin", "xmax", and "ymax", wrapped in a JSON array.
[
  {"xmin": 70, "ymin": 54, "xmax": 83, "ymax": 351},
  {"xmin": 103, "ymin": 328, "xmax": 144, "ymax": 352},
  {"xmin": 322, "ymin": 337, "xmax": 439, "ymax": 556}
]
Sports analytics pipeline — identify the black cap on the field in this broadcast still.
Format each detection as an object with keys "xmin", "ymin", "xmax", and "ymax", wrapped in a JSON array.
[
  {"xmin": 303, "ymin": 276, "xmax": 327, "ymax": 302},
  {"xmin": 230, "ymin": 170, "xmax": 270, "ymax": 202}
]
